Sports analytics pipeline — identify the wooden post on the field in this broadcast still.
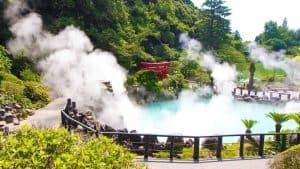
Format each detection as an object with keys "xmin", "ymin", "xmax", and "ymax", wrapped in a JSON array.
[
  {"xmin": 280, "ymin": 134, "xmax": 287, "ymax": 152},
  {"xmin": 254, "ymin": 90, "xmax": 258, "ymax": 96},
  {"xmin": 233, "ymin": 88, "xmax": 236, "ymax": 96},
  {"xmin": 239, "ymin": 135, "xmax": 244, "ymax": 159},
  {"xmin": 193, "ymin": 137, "xmax": 200, "ymax": 162},
  {"xmin": 71, "ymin": 101, "xmax": 76, "ymax": 112},
  {"xmin": 287, "ymin": 94, "xmax": 291, "ymax": 100},
  {"xmin": 297, "ymin": 133, "xmax": 300, "ymax": 144},
  {"xmin": 216, "ymin": 136, "xmax": 223, "ymax": 160},
  {"xmin": 258, "ymin": 134, "xmax": 265, "ymax": 157},
  {"xmin": 65, "ymin": 98, "xmax": 72, "ymax": 113},
  {"xmin": 270, "ymin": 92, "xmax": 273, "ymax": 99},
  {"xmin": 144, "ymin": 135, "xmax": 149, "ymax": 161},
  {"xmin": 279, "ymin": 93, "xmax": 282, "ymax": 100},
  {"xmin": 240, "ymin": 88, "xmax": 243, "ymax": 95},
  {"xmin": 169, "ymin": 136, "xmax": 174, "ymax": 162}
]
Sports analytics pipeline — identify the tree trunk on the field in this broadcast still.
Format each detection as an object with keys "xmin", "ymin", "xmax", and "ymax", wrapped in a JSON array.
[{"xmin": 275, "ymin": 123, "xmax": 282, "ymax": 142}]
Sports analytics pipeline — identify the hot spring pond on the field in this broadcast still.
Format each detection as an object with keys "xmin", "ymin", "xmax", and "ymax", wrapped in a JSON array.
[{"xmin": 143, "ymin": 96, "xmax": 298, "ymax": 137}]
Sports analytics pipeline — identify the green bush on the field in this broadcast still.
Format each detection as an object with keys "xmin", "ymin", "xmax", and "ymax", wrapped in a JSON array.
[
  {"xmin": 0, "ymin": 126, "xmax": 144, "ymax": 169},
  {"xmin": 20, "ymin": 69, "xmax": 40, "ymax": 82},
  {"xmin": 23, "ymin": 81, "xmax": 50, "ymax": 104},
  {"xmin": 269, "ymin": 144, "xmax": 300, "ymax": 169}
]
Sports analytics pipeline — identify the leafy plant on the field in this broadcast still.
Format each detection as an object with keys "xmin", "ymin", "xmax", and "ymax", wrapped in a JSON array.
[{"xmin": 0, "ymin": 126, "xmax": 144, "ymax": 169}]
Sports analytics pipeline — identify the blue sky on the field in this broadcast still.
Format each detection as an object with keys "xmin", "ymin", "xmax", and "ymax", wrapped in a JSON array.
[{"xmin": 192, "ymin": 0, "xmax": 300, "ymax": 41}]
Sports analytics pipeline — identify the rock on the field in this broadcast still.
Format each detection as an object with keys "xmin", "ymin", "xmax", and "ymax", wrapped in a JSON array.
[
  {"xmin": 0, "ymin": 109, "xmax": 5, "ymax": 116},
  {"xmin": 4, "ymin": 106, "xmax": 12, "ymax": 112},
  {"xmin": 13, "ymin": 118, "xmax": 20, "ymax": 125},
  {"xmin": 14, "ymin": 104, "xmax": 22, "ymax": 109},
  {"xmin": 26, "ymin": 109, "xmax": 34, "ymax": 116},
  {"xmin": 0, "ymin": 115, "xmax": 4, "ymax": 121},
  {"xmin": 5, "ymin": 113, "xmax": 14, "ymax": 123},
  {"xmin": 86, "ymin": 115, "xmax": 94, "ymax": 121},
  {"xmin": 0, "ymin": 121, "xmax": 5, "ymax": 127}
]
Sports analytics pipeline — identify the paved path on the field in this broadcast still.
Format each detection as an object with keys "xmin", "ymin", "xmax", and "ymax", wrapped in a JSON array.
[
  {"xmin": 143, "ymin": 159, "xmax": 270, "ymax": 169},
  {"xmin": 9, "ymin": 98, "xmax": 65, "ymax": 130}
]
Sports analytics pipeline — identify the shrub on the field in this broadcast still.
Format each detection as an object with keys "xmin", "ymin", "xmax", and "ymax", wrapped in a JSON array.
[
  {"xmin": 0, "ymin": 126, "xmax": 144, "ymax": 169},
  {"xmin": 20, "ymin": 69, "xmax": 40, "ymax": 82},
  {"xmin": 269, "ymin": 144, "xmax": 300, "ymax": 169},
  {"xmin": 23, "ymin": 81, "xmax": 50, "ymax": 104},
  {"xmin": 0, "ymin": 45, "xmax": 11, "ymax": 72}
]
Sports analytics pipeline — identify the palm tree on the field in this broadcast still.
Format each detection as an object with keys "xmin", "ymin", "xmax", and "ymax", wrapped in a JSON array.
[
  {"xmin": 289, "ymin": 113, "xmax": 300, "ymax": 131},
  {"xmin": 241, "ymin": 119, "xmax": 259, "ymax": 146},
  {"xmin": 241, "ymin": 119, "xmax": 258, "ymax": 133},
  {"xmin": 266, "ymin": 112, "xmax": 290, "ymax": 142}
]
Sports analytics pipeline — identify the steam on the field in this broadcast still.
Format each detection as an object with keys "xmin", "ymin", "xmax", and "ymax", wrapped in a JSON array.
[
  {"xmin": 179, "ymin": 33, "xmax": 237, "ymax": 95},
  {"xmin": 5, "ymin": 1, "xmax": 144, "ymax": 129},
  {"xmin": 248, "ymin": 43, "xmax": 300, "ymax": 84}
]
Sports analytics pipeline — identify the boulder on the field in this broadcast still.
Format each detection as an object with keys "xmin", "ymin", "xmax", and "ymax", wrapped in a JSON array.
[
  {"xmin": 0, "ymin": 109, "xmax": 5, "ymax": 116},
  {"xmin": 5, "ymin": 113, "xmax": 14, "ymax": 123},
  {"xmin": 4, "ymin": 106, "xmax": 12, "ymax": 112}
]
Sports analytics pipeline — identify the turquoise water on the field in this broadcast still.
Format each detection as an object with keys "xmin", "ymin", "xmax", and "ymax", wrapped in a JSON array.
[{"xmin": 144, "ymin": 96, "xmax": 297, "ymax": 137}]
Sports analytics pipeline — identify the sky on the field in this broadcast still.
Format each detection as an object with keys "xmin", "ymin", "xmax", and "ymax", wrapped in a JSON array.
[{"xmin": 192, "ymin": 0, "xmax": 300, "ymax": 41}]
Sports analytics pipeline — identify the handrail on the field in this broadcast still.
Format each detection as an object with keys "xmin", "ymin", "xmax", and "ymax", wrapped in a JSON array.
[
  {"xmin": 61, "ymin": 110, "xmax": 97, "ymax": 133},
  {"xmin": 61, "ymin": 106, "xmax": 300, "ymax": 162}
]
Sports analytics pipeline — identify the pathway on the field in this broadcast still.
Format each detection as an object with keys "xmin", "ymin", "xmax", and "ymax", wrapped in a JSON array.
[
  {"xmin": 143, "ymin": 158, "xmax": 271, "ymax": 169},
  {"xmin": 9, "ymin": 98, "xmax": 65, "ymax": 130}
]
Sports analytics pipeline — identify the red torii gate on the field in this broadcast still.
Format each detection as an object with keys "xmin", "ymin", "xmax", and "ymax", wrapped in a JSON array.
[{"xmin": 141, "ymin": 61, "xmax": 172, "ymax": 79}]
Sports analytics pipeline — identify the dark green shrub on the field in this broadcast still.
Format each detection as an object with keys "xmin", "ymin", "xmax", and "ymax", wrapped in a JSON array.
[
  {"xmin": 0, "ymin": 126, "xmax": 144, "ymax": 169},
  {"xmin": 20, "ymin": 69, "xmax": 40, "ymax": 82},
  {"xmin": 269, "ymin": 144, "xmax": 300, "ymax": 169}
]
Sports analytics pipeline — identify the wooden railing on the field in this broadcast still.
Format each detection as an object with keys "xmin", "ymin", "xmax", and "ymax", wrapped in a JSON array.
[{"xmin": 61, "ymin": 110, "xmax": 300, "ymax": 162}]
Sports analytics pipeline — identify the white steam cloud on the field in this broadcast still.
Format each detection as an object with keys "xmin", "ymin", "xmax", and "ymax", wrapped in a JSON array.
[
  {"xmin": 248, "ymin": 43, "xmax": 300, "ymax": 84},
  {"xmin": 179, "ymin": 33, "xmax": 237, "ymax": 95},
  {"xmin": 5, "ymin": 1, "xmax": 145, "ymax": 130}
]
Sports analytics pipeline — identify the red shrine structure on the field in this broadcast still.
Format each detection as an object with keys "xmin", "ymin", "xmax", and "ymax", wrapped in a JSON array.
[{"xmin": 141, "ymin": 61, "xmax": 172, "ymax": 79}]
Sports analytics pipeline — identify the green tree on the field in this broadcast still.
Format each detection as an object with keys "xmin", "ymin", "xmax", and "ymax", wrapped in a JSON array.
[
  {"xmin": 135, "ymin": 70, "xmax": 162, "ymax": 93},
  {"xmin": 0, "ymin": 45, "xmax": 11, "ymax": 72},
  {"xmin": 266, "ymin": 112, "xmax": 290, "ymax": 142},
  {"xmin": 248, "ymin": 62, "xmax": 256, "ymax": 91},
  {"xmin": 200, "ymin": 0, "xmax": 231, "ymax": 49}
]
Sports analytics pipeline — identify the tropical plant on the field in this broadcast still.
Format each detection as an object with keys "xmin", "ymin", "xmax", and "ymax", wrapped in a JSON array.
[
  {"xmin": 241, "ymin": 119, "xmax": 259, "ymax": 146},
  {"xmin": 266, "ymin": 112, "xmax": 290, "ymax": 142},
  {"xmin": 289, "ymin": 113, "xmax": 300, "ymax": 131},
  {"xmin": 241, "ymin": 119, "xmax": 258, "ymax": 134}
]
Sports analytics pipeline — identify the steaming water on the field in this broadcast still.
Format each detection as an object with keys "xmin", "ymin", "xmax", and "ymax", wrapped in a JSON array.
[{"xmin": 144, "ymin": 99, "xmax": 297, "ymax": 135}]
